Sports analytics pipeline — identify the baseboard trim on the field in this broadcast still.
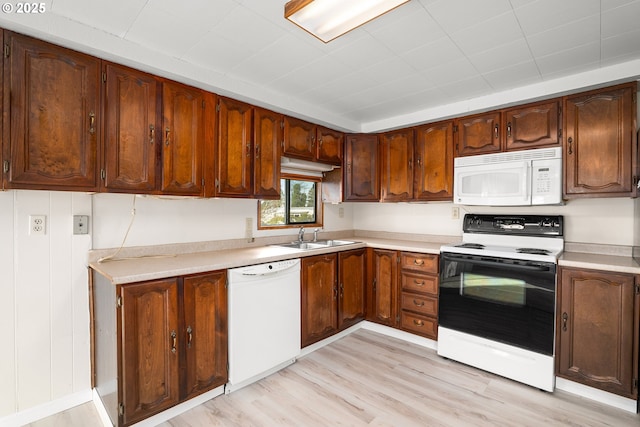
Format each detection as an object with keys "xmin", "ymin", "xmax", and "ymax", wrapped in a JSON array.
[
  {"xmin": 0, "ymin": 389, "xmax": 92, "ymax": 427},
  {"xmin": 555, "ymin": 377, "xmax": 637, "ymax": 413}
]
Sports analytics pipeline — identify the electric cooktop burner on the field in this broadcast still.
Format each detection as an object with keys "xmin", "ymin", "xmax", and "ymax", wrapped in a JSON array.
[
  {"xmin": 456, "ymin": 243, "xmax": 485, "ymax": 249},
  {"xmin": 516, "ymin": 248, "xmax": 552, "ymax": 255}
]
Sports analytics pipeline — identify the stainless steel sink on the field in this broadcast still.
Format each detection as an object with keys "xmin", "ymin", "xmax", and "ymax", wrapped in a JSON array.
[{"xmin": 272, "ymin": 240, "xmax": 357, "ymax": 250}]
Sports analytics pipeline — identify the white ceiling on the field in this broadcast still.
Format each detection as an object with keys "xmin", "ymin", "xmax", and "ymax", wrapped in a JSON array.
[{"xmin": 1, "ymin": 0, "xmax": 639, "ymax": 132}]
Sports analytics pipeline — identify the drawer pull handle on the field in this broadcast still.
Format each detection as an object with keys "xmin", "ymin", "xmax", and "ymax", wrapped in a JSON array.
[
  {"xmin": 170, "ymin": 330, "xmax": 177, "ymax": 354},
  {"xmin": 413, "ymin": 319, "xmax": 424, "ymax": 327},
  {"xmin": 186, "ymin": 326, "xmax": 193, "ymax": 349},
  {"xmin": 414, "ymin": 279, "xmax": 425, "ymax": 286},
  {"xmin": 413, "ymin": 299, "xmax": 425, "ymax": 307},
  {"xmin": 413, "ymin": 259, "xmax": 424, "ymax": 266}
]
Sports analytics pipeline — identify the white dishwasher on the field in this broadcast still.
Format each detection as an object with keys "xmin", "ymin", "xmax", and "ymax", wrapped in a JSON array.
[{"xmin": 227, "ymin": 258, "xmax": 301, "ymax": 392}]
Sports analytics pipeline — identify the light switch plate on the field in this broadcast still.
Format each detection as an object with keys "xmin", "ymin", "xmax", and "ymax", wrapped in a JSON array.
[{"xmin": 73, "ymin": 215, "xmax": 89, "ymax": 235}]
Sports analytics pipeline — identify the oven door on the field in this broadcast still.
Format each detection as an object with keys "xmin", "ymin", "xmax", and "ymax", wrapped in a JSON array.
[{"xmin": 439, "ymin": 252, "xmax": 556, "ymax": 355}]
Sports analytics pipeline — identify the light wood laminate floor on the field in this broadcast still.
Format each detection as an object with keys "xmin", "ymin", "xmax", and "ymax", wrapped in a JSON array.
[{"xmin": 30, "ymin": 329, "xmax": 639, "ymax": 426}]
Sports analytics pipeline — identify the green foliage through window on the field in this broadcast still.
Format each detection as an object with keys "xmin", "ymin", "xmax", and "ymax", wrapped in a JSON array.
[{"xmin": 260, "ymin": 179, "xmax": 317, "ymax": 227}]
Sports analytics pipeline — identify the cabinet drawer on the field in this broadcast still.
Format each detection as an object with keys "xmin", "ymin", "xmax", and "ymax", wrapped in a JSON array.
[
  {"xmin": 401, "ymin": 293, "xmax": 438, "ymax": 317},
  {"xmin": 401, "ymin": 252, "xmax": 438, "ymax": 273},
  {"xmin": 401, "ymin": 271, "xmax": 438, "ymax": 295},
  {"xmin": 400, "ymin": 311, "xmax": 437, "ymax": 339}
]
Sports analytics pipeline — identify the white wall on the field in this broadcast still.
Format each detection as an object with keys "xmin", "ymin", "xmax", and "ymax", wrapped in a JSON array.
[
  {"xmin": 352, "ymin": 198, "xmax": 636, "ymax": 246},
  {"xmin": 0, "ymin": 191, "xmax": 92, "ymax": 421},
  {"xmin": 91, "ymin": 193, "xmax": 354, "ymax": 249}
]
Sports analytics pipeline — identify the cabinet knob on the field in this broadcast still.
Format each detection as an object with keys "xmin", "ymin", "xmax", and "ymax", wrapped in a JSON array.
[
  {"xmin": 567, "ymin": 137, "xmax": 573, "ymax": 155},
  {"xmin": 494, "ymin": 124, "xmax": 499, "ymax": 139},
  {"xmin": 165, "ymin": 127, "xmax": 171, "ymax": 146},
  {"xmin": 562, "ymin": 312, "xmax": 568, "ymax": 331},
  {"xmin": 149, "ymin": 124, "xmax": 155, "ymax": 145},
  {"xmin": 89, "ymin": 112, "xmax": 96, "ymax": 135},
  {"xmin": 186, "ymin": 326, "xmax": 193, "ymax": 348},
  {"xmin": 507, "ymin": 122, "xmax": 512, "ymax": 138}
]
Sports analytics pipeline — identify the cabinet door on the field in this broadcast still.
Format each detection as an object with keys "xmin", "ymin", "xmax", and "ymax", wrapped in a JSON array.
[
  {"xmin": 103, "ymin": 63, "xmax": 158, "ymax": 193},
  {"xmin": 414, "ymin": 121, "xmax": 454, "ymax": 201},
  {"xmin": 283, "ymin": 116, "xmax": 315, "ymax": 160},
  {"xmin": 557, "ymin": 268, "xmax": 638, "ymax": 399},
  {"xmin": 564, "ymin": 84, "xmax": 637, "ymax": 198},
  {"xmin": 380, "ymin": 129, "xmax": 414, "ymax": 202},
  {"xmin": 504, "ymin": 100, "xmax": 560, "ymax": 151},
  {"xmin": 120, "ymin": 279, "xmax": 180, "ymax": 425},
  {"xmin": 316, "ymin": 126, "xmax": 343, "ymax": 165},
  {"xmin": 368, "ymin": 249, "xmax": 398, "ymax": 327},
  {"xmin": 344, "ymin": 134, "xmax": 380, "ymax": 201},
  {"xmin": 253, "ymin": 107, "xmax": 281, "ymax": 199},
  {"xmin": 455, "ymin": 111, "xmax": 502, "ymax": 157},
  {"xmin": 5, "ymin": 32, "xmax": 100, "ymax": 190},
  {"xmin": 160, "ymin": 81, "xmax": 208, "ymax": 196},
  {"xmin": 338, "ymin": 249, "xmax": 366, "ymax": 330},
  {"xmin": 216, "ymin": 97, "xmax": 253, "ymax": 197},
  {"xmin": 301, "ymin": 254, "xmax": 338, "ymax": 347},
  {"xmin": 182, "ymin": 271, "xmax": 228, "ymax": 400}
]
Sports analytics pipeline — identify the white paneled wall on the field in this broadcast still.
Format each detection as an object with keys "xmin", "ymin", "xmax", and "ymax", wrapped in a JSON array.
[{"xmin": 0, "ymin": 191, "xmax": 92, "ymax": 422}]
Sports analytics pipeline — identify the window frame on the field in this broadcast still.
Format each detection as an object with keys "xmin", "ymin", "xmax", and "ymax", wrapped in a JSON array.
[{"xmin": 257, "ymin": 174, "xmax": 323, "ymax": 230}]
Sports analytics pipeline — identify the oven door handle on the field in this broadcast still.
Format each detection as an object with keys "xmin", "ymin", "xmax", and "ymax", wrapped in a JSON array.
[{"xmin": 442, "ymin": 253, "xmax": 555, "ymax": 273}]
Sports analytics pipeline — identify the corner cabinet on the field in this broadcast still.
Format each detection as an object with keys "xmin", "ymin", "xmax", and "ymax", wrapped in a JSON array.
[
  {"xmin": 4, "ymin": 31, "xmax": 101, "ymax": 191},
  {"xmin": 563, "ymin": 83, "xmax": 638, "ymax": 199},
  {"xmin": 556, "ymin": 267, "xmax": 639, "ymax": 399},
  {"xmin": 344, "ymin": 134, "xmax": 380, "ymax": 202},
  {"xmin": 380, "ymin": 129, "xmax": 414, "ymax": 202},
  {"xmin": 413, "ymin": 121, "xmax": 454, "ymax": 201},
  {"xmin": 92, "ymin": 270, "xmax": 228, "ymax": 427}
]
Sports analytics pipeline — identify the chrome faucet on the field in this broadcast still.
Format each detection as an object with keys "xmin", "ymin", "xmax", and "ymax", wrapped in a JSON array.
[
  {"xmin": 313, "ymin": 228, "xmax": 319, "ymax": 242},
  {"xmin": 298, "ymin": 226, "xmax": 305, "ymax": 243}
]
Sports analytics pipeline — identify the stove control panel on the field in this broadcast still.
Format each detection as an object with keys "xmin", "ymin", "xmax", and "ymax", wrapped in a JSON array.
[{"xmin": 462, "ymin": 214, "xmax": 563, "ymax": 236}]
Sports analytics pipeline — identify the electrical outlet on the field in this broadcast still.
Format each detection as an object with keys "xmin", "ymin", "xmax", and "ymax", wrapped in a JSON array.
[
  {"xmin": 29, "ymin": 215, "xmax": 46, "ymax": 235},
  {"xmin": 73, "ymin": 215, "xmax": 89, "ymax": 235},
  {"xmin": 451, "ymin": 207, "xmax": 460, "ymax": 220}
]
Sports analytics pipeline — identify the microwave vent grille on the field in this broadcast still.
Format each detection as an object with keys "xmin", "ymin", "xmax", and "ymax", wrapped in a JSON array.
[{"xmin": 455, "ymin": 147, "xmax": 561, "ymax": 167}]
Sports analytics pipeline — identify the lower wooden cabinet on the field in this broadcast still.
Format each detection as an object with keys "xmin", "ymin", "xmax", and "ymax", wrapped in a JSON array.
[
  {"xmin": 301, "ymin": 249, "xmax": 366, "ymax": 347},
  {"xmin": 556, "ymin": 267, "xmax": 639, "ymax": 399},
  {"xmin": 92, "ymin": 270, "xmax": 228, "ymax": 427},
  {"xmin": 398, "ymin": 252, "xmax": 439, "ymax": 339},
  {"xmin": 367, "ymin": 249, "xmax": 399, "ymax": 327}
]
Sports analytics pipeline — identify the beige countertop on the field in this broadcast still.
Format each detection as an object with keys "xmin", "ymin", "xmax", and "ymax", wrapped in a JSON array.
[
  {"xmin": 559, "ymin": 251, "xmax": 640, "ymax": 274},
  {"xmin": 89, "ymin": 235, "xmax": 640, "ymax": 285},
  {"xmin": 89, "ymin": 237, "xmax": 443, "ymax": 285}
]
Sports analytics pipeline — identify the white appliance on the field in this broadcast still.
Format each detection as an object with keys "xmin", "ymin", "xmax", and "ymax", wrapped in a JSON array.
[
  {"xmin": 454, "ymin": 147, "xmax": 562, "ymax": 206},
  {"xmin": 439, "ymin": 214, "xmax": 564, "ymax": 392},
  {"xmin": 227, "ymin": 258, "xmax": 301, "ymax": 392}
]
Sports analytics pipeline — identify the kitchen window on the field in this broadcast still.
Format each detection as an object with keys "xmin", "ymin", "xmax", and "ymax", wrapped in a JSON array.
[{"xmin": 259, "ymin": 176, "xmax": 322, "ymax": 229}]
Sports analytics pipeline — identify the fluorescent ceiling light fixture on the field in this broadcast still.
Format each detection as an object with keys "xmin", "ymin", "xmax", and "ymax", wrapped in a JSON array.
[{"xmin": 285, "ymin": 0, "xmax": 410, "ymax": 43}]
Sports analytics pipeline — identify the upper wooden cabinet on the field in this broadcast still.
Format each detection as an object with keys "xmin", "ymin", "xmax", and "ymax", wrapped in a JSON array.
[
  {"xmin": 282, "ymin": 117, "xmax": 343, "ymax": 165},
  {"xmin": 413, "ymin": 120, "xmax": 454, "ymax": 201},
  {"xmin": 556, "ymin": 267, "xmax": 639, "ymax": 399},
  {"xmin": 215, "ymin": 98, "xmax": 281, "ymax": 199},
  {"xmin": 563, "ymin": 83, "xmax": 638, "ymax": 199},
  {"xmin": 344, "ymin": 134, "xmax": 380, "ymax": 202},
  {"xmin": 160, "ymin": 80, "xmax": 211, "ymax": 196},
  {"xmin": 316, "ymin": 126, "xmax": 343, "ymax": 165},
  {"xmin": 4, "ymin": 31, "xmax": 101, "ymax": 191},
  {"xmin": 454, "ymin": 111, "xmax": 502, "ymax": 157},
  {"xmin": 103, "ymin": 64, "xmax": 212, "ymax": 196},
  {"xmin": 454, "ymin": 99, "xmax": 561, "ymax": 156},
  {"xmin": 380, "ymin": 129, "xmax": 414, "ymax": 202},
  {"xmin": 102, "ymin": 63, "xmax": 159, "ymax": 193},
  {"xmin": 283, "ymin": 116, "xmax": 316, "ymax": 160},
  {"xmin": 504, "ymin": 100, "xmax": 561, "ymax": 151}
]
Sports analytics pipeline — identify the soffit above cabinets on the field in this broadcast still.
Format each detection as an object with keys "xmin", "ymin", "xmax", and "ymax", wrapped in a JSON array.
[{"xmin": 1, "ymin": 0, "xmax": 639, "ymax": 132}]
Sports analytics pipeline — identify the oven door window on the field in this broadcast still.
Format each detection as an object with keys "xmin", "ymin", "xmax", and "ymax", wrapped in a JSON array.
[
  {"xmin": 461, "ymin": 273, "xmax": 526, "ymax": 306},
  {"xmin": 440, "ymin": 253, "xmax": 556, "ymax": 355}
]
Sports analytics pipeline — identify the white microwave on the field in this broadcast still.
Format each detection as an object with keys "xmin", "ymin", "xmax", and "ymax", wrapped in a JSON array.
[{"xmin": 453, "ymin": 147, "xmax": 562, "ymax": 206}]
